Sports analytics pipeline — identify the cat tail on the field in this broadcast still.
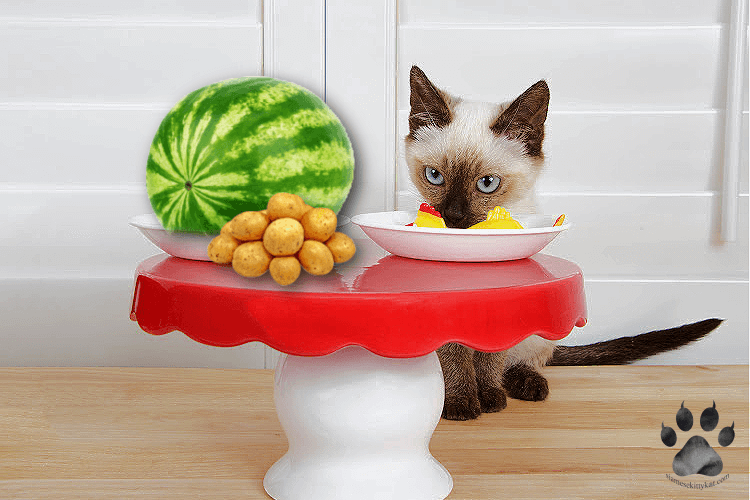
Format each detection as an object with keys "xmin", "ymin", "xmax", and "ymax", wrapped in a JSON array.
[{"xmin": 546, "ymin": 318, "xmax": 723, "ymax": 366}]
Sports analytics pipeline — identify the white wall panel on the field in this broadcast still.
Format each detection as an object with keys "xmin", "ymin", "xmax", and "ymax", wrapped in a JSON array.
[
  {"xmin": 0, "ymin": 190, "xmax": 156, "ymax": 279},
  {"xmin": 741, "ymin": 113, "xmax": 749, "ymax": 194},
  {"xmin": 561, "ymin": 280, "xmax": 748, "ymax": 365},
  {"xmin": 1, "ymin": 0, "xmax": 260, "ymax": 21},
  {"xmin": 1, "ymin": 107, "xmax": 165, "ymax": 185},
  {"xmin": 326, "ymin": 0, "xmax": 398, "ymax": 216},
  {"xmin": 263, "ymin": 0, "xmax": 325, "ymax": 97},
  {"xmin": 400, "ymin": 0, "xmax": 731, "ymax": 25},
  {"xmin": 541, "ymin": 195, "xmax": 748, "ymax": 280},
  {"xmin": 541, "ymin": 112, "xmax": 724, "ymax": 193},
  {"xmin": 0, "ymin": 278, "xmax": 265, "ymax": 368},
  {"xmin": 398, "ymin": 26, "xmax": 724, "ymax": 111},
  {"xmin": 1, "ymin": 23, "xmax": 262, "ymax": 104}
]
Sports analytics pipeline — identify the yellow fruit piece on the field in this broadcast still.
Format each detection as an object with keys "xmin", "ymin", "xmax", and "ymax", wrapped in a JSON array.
[
  {"xmin": 468, "ymin": 206, "xmax": 523, "ymax": 229},
  {"xmin": 414, "ymin": 212, "xmax": 446, "ymax": 228},
  {"xmin": 411, "ymin": 204, "xmax": 446, "ymax": 228}
]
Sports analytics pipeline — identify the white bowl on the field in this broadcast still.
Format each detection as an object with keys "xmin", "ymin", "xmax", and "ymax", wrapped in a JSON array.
[
  {"xmin": 351, "ymin": 211, "xmax": 569, "ymax": 262},
  {"xmin": 129, "ymin": 214, "xmax": 216, "ymax": 261}
]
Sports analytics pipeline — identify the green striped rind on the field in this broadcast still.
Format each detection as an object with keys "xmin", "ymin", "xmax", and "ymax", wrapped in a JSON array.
[{"xmin": 147, "ymin": 77, "xmax": 355, "ymax": 233}]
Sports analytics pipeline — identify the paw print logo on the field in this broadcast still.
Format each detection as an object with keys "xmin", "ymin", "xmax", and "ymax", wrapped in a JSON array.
[{"xmin": 661, "ymin": 401, "xmax": 735, "ymax": 476}]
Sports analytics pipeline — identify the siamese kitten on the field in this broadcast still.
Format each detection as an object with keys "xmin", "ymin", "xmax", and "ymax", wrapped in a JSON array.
[{"xmin": 405, "ymin": 65, "xmax": 722, "ymax": 421}]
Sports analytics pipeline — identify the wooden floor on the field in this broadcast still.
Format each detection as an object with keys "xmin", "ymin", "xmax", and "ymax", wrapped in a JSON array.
[{"xmin": 0, "ymin": 366, "xmax": 747, "ymax": 499}]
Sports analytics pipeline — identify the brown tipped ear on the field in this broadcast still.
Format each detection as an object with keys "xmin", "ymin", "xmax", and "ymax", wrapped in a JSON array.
[
  {"xmin": 408, "ymin": 66, "xmax": 453, "ymax": 139},
  {"xmin": 491, "ymin": 80, "xmax": 550, "ymax": 157}
]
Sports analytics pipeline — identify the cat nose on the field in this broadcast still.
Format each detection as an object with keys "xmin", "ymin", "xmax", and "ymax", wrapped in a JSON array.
[{"xmin": 442, "ymin": 202, "xmax": 468, "ymax": 228}]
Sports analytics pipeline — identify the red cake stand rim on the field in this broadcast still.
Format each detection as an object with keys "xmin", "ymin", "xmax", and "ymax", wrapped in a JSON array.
[{"xmin": 130, "ymin": 251, "xmax": 587, "ymax": 358}]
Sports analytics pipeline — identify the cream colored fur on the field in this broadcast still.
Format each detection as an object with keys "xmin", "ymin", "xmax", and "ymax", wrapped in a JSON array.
[{"xmin": 406, "ymin": 96, "xmax": 543, "ymax": 217}]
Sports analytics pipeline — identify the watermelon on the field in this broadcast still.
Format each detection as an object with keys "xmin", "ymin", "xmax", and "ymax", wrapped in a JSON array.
[{"xmin": 146, "ymin": 77, "xmax": 355, "ymax": 233}]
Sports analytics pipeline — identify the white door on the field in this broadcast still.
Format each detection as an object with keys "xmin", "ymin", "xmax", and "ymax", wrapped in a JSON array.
[{"xmin": 325, "ymin": 0, "xmax": 749, "ymax": 365}]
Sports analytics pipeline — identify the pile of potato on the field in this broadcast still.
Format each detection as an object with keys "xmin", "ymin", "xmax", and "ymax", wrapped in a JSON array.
[{"xmin": 207, "ymin": 193, "xmax": 356, "ymax": 286}]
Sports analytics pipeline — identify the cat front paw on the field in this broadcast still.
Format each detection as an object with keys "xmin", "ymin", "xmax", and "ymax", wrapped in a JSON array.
[
  {"xmin": 478, "ymin": 384, "xmax": 507, "ymax": 413},
  {"xmin": 442, "ymin": 392, "xmax": 482, "ymax": 421},
  {"xmin": 502, "ymin": 364, "xmax": 549, "ymax": 401}
]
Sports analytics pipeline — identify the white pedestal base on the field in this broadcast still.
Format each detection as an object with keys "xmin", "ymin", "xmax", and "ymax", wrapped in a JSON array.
[{"xmin": 263, "ymin": 345, "xmax": 452, "ymax": 500}]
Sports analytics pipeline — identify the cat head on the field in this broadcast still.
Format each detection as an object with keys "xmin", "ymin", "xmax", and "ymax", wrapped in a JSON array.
[{"xmin": 404, "ymin": 65, "xmax": 549, "ymax": 228}]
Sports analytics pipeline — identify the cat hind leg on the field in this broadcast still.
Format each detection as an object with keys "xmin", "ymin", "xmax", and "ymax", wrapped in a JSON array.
[
  {"xmin": 502, "ymin": 364, "xmax": 549, "ymax": 401},
  {"xmin": 502, "ymin": 336, "xmax": 555, "ymax": 401}
]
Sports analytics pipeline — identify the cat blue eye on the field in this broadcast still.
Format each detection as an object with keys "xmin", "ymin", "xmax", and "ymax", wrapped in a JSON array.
[
  {"xmin": 477, "ymin": 175, "xmax": 501, "ymax": 194},
  {"xmin": 424, "ymin": 167, "xmax": 444, "ymax": 185}
]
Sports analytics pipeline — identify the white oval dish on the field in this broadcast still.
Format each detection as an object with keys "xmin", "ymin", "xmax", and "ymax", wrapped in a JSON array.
[
  {"xmin": 350, "ymin": 211, "xmax": 569, "ymax": 262},
  {"xmin": 129, "ymin": 213, "xmax": 353, "ymax": 261},
  {"xmin": 129, "ymin": 214, "xmax": 216, "ymax": 261}
]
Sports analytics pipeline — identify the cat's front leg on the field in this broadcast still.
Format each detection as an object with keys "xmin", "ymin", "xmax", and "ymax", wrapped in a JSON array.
[
  {"xmin": 473, "ymin": 350, "xmax": 508, "ymax": 412},
  {"xmin": 436, "ymin": 343, "xmax": 481, "ymax": 420}
]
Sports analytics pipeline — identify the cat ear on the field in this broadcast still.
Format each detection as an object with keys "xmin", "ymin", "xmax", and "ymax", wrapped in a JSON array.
[
  {"xmin": 491, "ymin": 80, "xmax": 550, "ymax": 158},
  {"xmin": 408, "ymin": 66, "xmax": 454, "ymax": 139}
]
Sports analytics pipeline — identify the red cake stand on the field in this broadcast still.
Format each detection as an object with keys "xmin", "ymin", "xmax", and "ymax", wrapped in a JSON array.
[{"xmin": 130, "ymin": 238, "xmax": 586, "ymax": 500}]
